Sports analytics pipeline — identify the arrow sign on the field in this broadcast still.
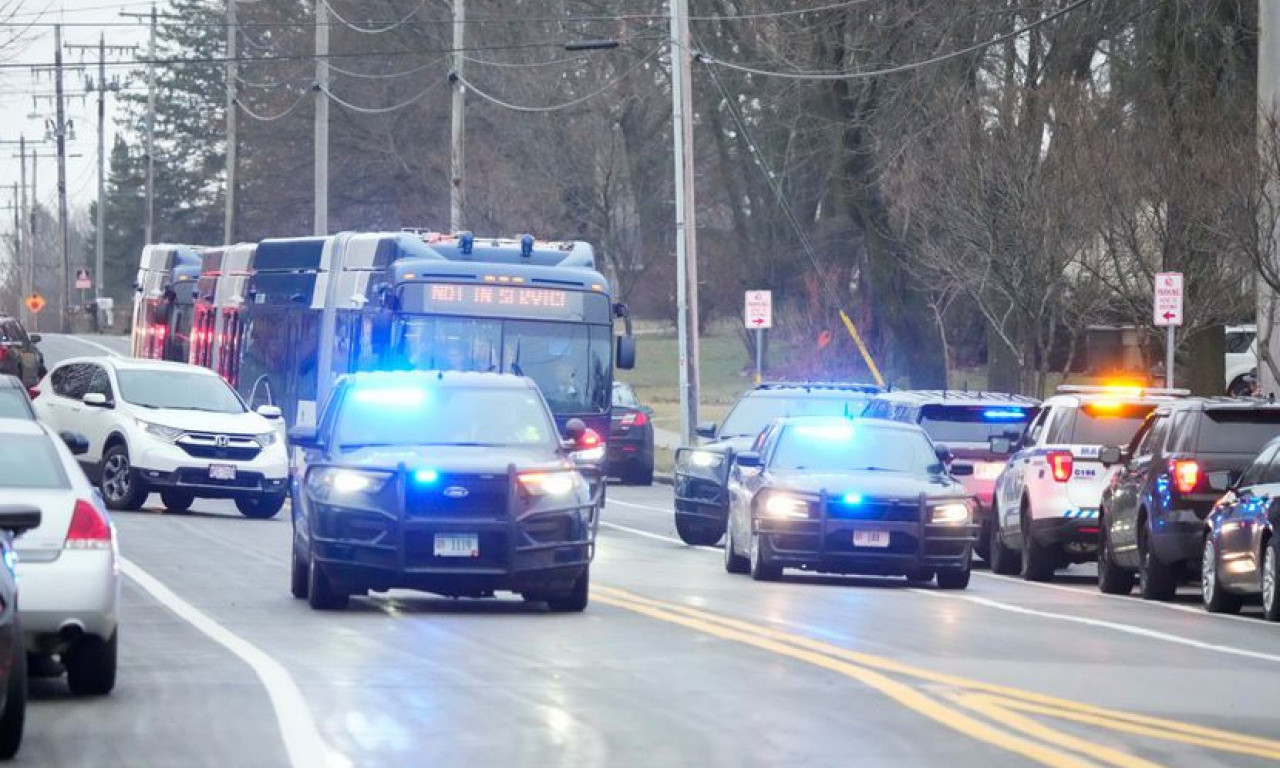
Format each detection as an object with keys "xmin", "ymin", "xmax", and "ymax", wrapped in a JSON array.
[
  {"xmin": 1153, "ymin": 272, "xmax": 1183, "ymax": 327},
  {"xmin": 744, "ymin": 290, "xmax": 772, "ymax": 330}
]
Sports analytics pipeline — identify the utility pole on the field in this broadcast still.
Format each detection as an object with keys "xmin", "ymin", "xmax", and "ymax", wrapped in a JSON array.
[
  {"xmin": 449, "ymin": 0, "xmax": 465, "ymax": 232},
  {"xmin": 53, "ymin": 24, "xmax": 72, "ymax": 333},
  {"xmin": 1261, "ymin": 1, "xmax": 1280, "ymax": 396},
  {"xmin": 120, "ymin": 5, "xmax": 162, "ymax": 246},
  {"xmin": 669, "ymin": 0, "xmax": 701, "ymax": 444},
  {"xmin": 314, "ymin": 0, "xmax": 329, "ymax": 235},
  {"xmin": 225, "ymin": 0, "xmax": 237, "ymax": 244},
  {"xmin": 18, "ymin": 138, "xmax": 29, "ymax": 324}
]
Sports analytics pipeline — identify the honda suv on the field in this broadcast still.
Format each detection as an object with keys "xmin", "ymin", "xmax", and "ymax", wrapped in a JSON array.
[{"xmin": 1097, "ymin": 398, "xmax": 1280, "ymax": 599}]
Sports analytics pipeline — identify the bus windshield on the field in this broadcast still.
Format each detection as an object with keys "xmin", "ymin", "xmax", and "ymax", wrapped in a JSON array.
[{"xmin": 393, "ymin": 316, "xmax": 611, "ymax": 414}]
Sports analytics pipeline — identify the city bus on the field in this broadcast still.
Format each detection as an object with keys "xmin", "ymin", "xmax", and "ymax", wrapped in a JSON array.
[{"xmin": 131, "ymin": 244, "xmax": 204, "ymax": 362}]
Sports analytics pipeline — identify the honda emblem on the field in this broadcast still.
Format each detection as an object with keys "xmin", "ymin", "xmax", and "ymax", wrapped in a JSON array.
[{"xmin": 214, "ymin": 435, "xmax": 230, "ymax": 448}]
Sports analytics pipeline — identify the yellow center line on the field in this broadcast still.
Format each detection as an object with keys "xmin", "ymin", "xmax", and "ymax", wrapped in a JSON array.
[
  {"xmin": 596, "ymin": 585, "xmax": 1280, "ymax": 761},
  {"xmin": 594, "ymin": 592, "xmax": 1099, "ymax": 768}
]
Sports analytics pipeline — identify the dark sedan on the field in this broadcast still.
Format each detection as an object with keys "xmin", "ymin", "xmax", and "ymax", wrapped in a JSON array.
[
  {"xmin": 288, "ymin": 371, "xmax": 602, "ymax": 612},
  {"xmin": 723, "ymin": 417, "xmax": 977, "ymax": 588},
  {"xmin": 1202, "ymin": 434, "xmax": 1280, "ymax": 619},
  {"xmin": 0, "ymin": 317, "xmax": 43, "ymax": 389},
  {"xmin": 607, "ymin": 381, "xmax": 654, "ymax": 485}
]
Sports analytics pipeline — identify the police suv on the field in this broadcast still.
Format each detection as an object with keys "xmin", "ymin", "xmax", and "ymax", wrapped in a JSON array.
[{"xmin": 990, "ymin": 385, "xmax": 1187, "ymax": 581}]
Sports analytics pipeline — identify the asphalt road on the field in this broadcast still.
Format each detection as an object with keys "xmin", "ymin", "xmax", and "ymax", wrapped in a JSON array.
[{"xmin": 18, "ymin": 333, "xmax": 1280, "ymax": 768}]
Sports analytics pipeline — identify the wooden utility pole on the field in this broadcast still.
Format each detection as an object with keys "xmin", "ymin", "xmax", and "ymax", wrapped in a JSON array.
[
  {"xmin": 669, "ymin": 0, "xmax": 701, "ymax": 444},
  {"xmin": 449, "ymin": 0, "xmax": 465, "ymax": 232}
]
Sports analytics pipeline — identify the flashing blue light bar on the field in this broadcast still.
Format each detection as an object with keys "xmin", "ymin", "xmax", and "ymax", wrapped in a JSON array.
[
  {"xmin": 983, "ymin": 409, "xmax": 1027, "ymax": 421},
  {"xmin": 352, "ymin": 387, "xmax": 428, "ymax": 407},
  {"xmin": 841, "ymin": 493, "xmax": 863, "ymax": 505},
  {"xmin": 414, "ymin": 468, "xmax": 439, "ymax": 484}
]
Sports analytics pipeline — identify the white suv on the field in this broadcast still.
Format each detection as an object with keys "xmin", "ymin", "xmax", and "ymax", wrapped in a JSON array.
[
  {"xmin": 33, "ymin": 357, "xmax": 289, "ymax": 518},
  {"xmin": 990, "ymin": 385, "xmax": 1187, "ymax": 581}
]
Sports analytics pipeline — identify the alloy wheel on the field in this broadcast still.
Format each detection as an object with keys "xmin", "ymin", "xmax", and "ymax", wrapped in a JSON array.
[
  {"xmin": 1264, "ymin": 546, "xmax": 1277, "ymax": 617},
  {"xmin": 102, "ymin": 454, "xmax": 130, "ymax": 502},
  {"xmin": 1202, "ymin": 538, "xmax": 1218, "ymax": 604}
]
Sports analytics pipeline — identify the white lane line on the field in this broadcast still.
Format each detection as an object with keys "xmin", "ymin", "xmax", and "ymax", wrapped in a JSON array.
[
  {"xmin": 607, "ymin": 498, "xmax": 673, "ymax": 514},
  {"xmin": 598, "ymin": 521, "xmax": 720, "ymax": 552},
  {"xmin": 972, "ymin": 571, "xmax": 1264, "ymax": 626},
  {"xmin": 912, "ymin": 588, "xmax": 1280, "ymax": 665},
  {"xmin": 45, "ymin": 333, "xmax": 123, "ymax": 357},
  {"xmin": 121, "ymin": 557, "xmax": 346, "ymax": 768}
]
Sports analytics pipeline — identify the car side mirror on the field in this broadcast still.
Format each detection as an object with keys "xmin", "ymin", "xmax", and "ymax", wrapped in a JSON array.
[
  {"xmin": 59, "ymin": 431, "xmax": 89, "ymax": 456},
  {"xmin": 696, "ymin": 421, "xmax": 717, "ymax": 439},
  {"xmin": 950, "ymin": 463, "xmax": 975, "ymax": 477},
  {"xmin": 82, "ymin": 392, "xmax": 111, "ymax": 409},
  {"xmin": 989, "ymin": 436, "xmax": 1013, "ymax": 456},
  {"xmin": 735, "ymin": 451, "xmax": 762, "ymax": 469},
  {"xmin": 28, "ymin": 334, "xmax": 41, "ymax": 344},
  {"xmin": 1207, "ymin": 469, "xmax": 1241, "ymax": 492},
  {"xmin": 256, "ymin": 404, "xmax": 283, "ymax": 420},
  {"xmin": 1098, "ymin": 446, "xmax": 1123, "ymax": 467},
  {"xmin": 287, "ymin": 425, "xmax": 322, "ymax": 450},
  {"xmin": 0, "ymin": 505, "xmax": 41, "ymax": 536},
  {"xmin": 616, "ymin": 335, "xmax": 636, "ymax": 370}
]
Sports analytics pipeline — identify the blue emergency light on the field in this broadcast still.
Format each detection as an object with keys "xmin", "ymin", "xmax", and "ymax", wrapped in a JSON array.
[
  {"xmin": 520, "ymin": 234, "xmax": 535, "ymax": 258},
  {"xmin": 841, "ymin": 493, "xmax": 863, "ymax": 505},
  {"xmin": 983, "ymin": 409, "xmax": 1027, "ymax": 421},
  {"xmin": 414, "ymin": 469, "xmax": 440, "ymax": 484}
]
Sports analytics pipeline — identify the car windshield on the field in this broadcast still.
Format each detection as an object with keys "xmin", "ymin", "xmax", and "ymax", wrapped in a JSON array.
[
  {"xmin": 336, "ymin": 385, "xmax": 558, "ymax": 449},
  {"xmin": 771, "ymin": 421, "xmax": 938, "ymax": 474},
  {"xmin": 613, "ymin": 383, "xmax": 640, "ymax": 407},
  {"xmin": 1069, "ymin": 403, "xmax": 1157, "ymax": 445},
  {"xmin": 918, "ymin": 405, "xmax": 1033, "ymax": 444},
  {"xmin": 720, "ymin": 395, "xmax": 869, "ymax": 438},
  {"xmin": 0, "ymin": 391, "xmax": 32, "ymax": 420},
  {"xmin": 1196, "ymin": 410, "xmax": 1280, "ymax": 454},
  {"xmin": 0, "ymin": 434, "xmax": 68, "ymax": 488},
  {"xmin": 117, "ymin": 370, "xmax": 247, "ymax": 413}
]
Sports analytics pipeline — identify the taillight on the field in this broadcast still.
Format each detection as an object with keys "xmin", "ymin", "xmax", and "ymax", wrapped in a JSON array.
[
  {"xmin": 0, "ymin": 348, "xmax": 8, "ymax": 362},
  {"xmin": 26, "ymin": 387, "xmax": 39, "ymax": 400},
  {"xmin": 65, "ymin": 500, "xmax": 112, "ymax": 550},
  {"xmin": 1047, "ymin": 451, "xmax": 1073, "ymax": 482},
  {"xmin": 1171, "ymin": 460, "xmax": 1201, "ymax": 494},
  {"xmin": 620, "ymin": 412, "xmax": 649, "ymax": 427},
  {"xmin": 579, "ymin": 428, "xmax": 602, "ymax": 450}
]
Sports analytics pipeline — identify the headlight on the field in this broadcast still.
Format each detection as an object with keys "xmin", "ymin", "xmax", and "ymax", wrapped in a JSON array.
[
  {"xmin": 256, "ymin": 430, "xmax": 279, "ymax": 447},
  {"xmin": 519, "ymin": 471, "xmax": 583, "ymax": 496},
  {"xmin": 307, "ymin": 468, "xmax": 392, "ymax": 498},
  {"xmin": 140, "ymin": 421, "xmax": 184, "ymax": 442},
  {"xmin": 930, "ymin": 502, "xmax": 971, "ymax": 525},
  {"xmin": 683, "ymin": 450, "xmax": 724, "ymax": 469},
  {"xmin": 761, "ymin": 492, "xmax": 811, "ymax": 520}
]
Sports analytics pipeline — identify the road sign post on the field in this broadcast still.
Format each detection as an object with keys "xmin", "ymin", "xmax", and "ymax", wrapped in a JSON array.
[
  {"xmin": 744, "ymin": 290, "xmax": 772, "ymax": 384},
  {"xmin": 1154, "ymin": 272, "xmax": 1184, "ymax": 389}
]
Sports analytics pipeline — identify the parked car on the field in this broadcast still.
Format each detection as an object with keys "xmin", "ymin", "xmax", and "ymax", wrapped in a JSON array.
[
  {"xmin": 0, "ymin": 377, "xmax": 34, "ymax": 421},
  {"xmin": 607, "ymin": 382, "xmax": 655, "ymax": 485},
  {"xmin": 1097, "ymin": 398, "xmax": 1280, "ymax": 599},
  {"xmin": 33, "ymin": 357, "xmax": 288, "ymax": 517},
  {"xmin": 0, "ymin": 317, "xmax": 43, "ymax": 389},
  {"xmin": 862, "ymin": 390, "xmax": 1038, "ymax": 562},
  {"xmin": 0, "ymin": 505, "xmax": 42, "ymax": 759},
  {"xmin": 1225, "ymin": 325, "xmax": 1257, "ymax": 396},
  {"xmin": 0, "ymin": 416, "xmax": 118, "ymax": 695},
  {"xmin": 1201, "ymin": 434, "xmax": 1280, "ymax": 618}
]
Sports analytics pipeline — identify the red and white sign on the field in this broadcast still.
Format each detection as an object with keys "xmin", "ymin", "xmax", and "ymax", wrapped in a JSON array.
[
  {"xmin": 744, "ymin": 290, "xmax": 772, "ymax": 329},
  {"xmin": 1153, "ymin": 272, "xmax": 1183, "ymax": 327}
]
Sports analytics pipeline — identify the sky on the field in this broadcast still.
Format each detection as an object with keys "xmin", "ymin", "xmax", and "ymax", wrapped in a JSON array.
[{"xmin": 1, "ymin": 0, "xmax": 153, "ymax": 227}]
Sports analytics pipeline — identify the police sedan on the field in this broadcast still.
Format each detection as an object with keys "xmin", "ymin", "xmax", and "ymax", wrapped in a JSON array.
[
  {"xmin": 287, "ymin": 371, "xmax": 601, "ymax": 612},
  {"xmin": 723, "ymin": 417, "xmax": 977, "ymax": 588}
]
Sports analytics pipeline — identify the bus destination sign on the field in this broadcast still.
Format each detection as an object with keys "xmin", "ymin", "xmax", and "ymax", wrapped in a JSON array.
[{"xmin": 409, "ymin": 283, "xmax": 592, "ymax": 321}]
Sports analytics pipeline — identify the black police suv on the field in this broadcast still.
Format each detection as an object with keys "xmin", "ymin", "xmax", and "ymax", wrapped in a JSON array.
[
  {"xmin": 1202, "ymin": 434, "xmax": 1280, "ymax": 618},
  {"xmin": 0, "ymin": 505, "xmax": 41, "ymax": 760},
  {"xmin": 723, "ymin": 417, "xmax": 977, "ymax": 588},
  {"xmin": 1098, "ymin": 398, "xmax": 1280, "ymax": 600},
  {"xmin": 288, "ymin": 371, "xmax": 601, "ymax": 612},
  {"xmin": 674, "ymin": 382, "xmax": 880, "ymax": 546},
  {"xmin": 607, "ymin": 381, "xmax": 655, "ymax": 485},
  {"xmin": 863, "ymin": 390, "xmax": 1037, "ymax": 562}
]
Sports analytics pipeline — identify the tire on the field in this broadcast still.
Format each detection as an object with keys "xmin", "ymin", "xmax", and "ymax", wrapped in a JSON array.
[
  {"xmin": 159, "ymin": 490, "xmax": 195, "ymax": 512},
  {"xmin": 1137, "ymin": 520, "xmax": 1178, "ymax": 601},
  {"xmin": 989, "ymin": 523, "xmax": 1019, "ymax": 575},
  {"xmin": 547, "ymin": 567, "xmax": 590, "ymax": 612},
  {"xmin": 99, "ymin": 445, "xmax": 148, "ymax": 511},
  {"xmin": 629, "ymin": 463, "xmax": 654, "ymax": 487},
  {"xmin": 290, "ymin": 539, "xmax": 309, "ymax": 600},
  {"xmin": 65, "ymin": 630, "xmax": 117, "ymax": 696},
  {"xmin": 1202, "ymin": 535, "xmax": 1243, "ymax": 615},
  {"xmin": 748, "ymin": 532, "xmax": 782, "ymax": 582},
  {"xmin": 306, "ymin": 552, "xmax": 348, "ymax": 610},
  {"xmin": 723, "ymin": 513, "xmax": 750, "ymax": 575},
  {"xmin": 937, "ymin": 567, "xmax": 971, "ymax": 590},
  {"xmin": 1097, "ymin": 516, "xmax": 1136, "ymax": 595},
  {"xmin": 675, "ymin": 515, "xmax": 723, "ymax": 547},
  {"xmin": 974, "ymin": 519, "xmax": 992, "ymax": 564},
  {"xmin": 905, "ymin": 568, "xmax": 936, "ymax": 586},
  {"xmin": 0, "ymin": 636, "xmax": 27, "ymax": 759},
  {"xmin": 1020, "ymin": 510, "xmax": 1055, "ymax": 582},
  {"xmin": 1262, "ymin": 537, "xmax": 1280, "ymax": 622},
  {"xmin": 236, "ymin": 494, "xmax": 286, "ymax": 520}
]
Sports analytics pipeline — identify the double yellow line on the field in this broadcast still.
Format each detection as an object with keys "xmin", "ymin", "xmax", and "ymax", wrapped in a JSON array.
[{"xmin": 595, "ymin": 586, "xmax": 1280, "ymax": 767}]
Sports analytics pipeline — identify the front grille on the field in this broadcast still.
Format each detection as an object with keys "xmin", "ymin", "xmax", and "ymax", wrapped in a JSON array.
[
  {"xmin": 405, "ymin": 473, "xmax": 508, "ymax": 520},
  {"xmin": 176, "ymin": 432, "xmax": 262, "ymax": 461},
  {"xmin": 825, "ymin": 499, "xmax": 921, "ymax": 522}
]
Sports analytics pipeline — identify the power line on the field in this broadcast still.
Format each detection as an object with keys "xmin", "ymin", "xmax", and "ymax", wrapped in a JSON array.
[
  {"xmin": 456, "ymin": 45, "xmax": 662, "ymax": 114},
  {"xmin": 235, "ymin": 91, "xmax": 312, "ymax": 122},
  {"xmin": 323, "ymin": 0, "xmax": 431, "ymax": 35},
  {"xmin": 462, "ymin": 52, "xmax": 592, "ymax": 70},
  {"xmin": 696, "ymin": 0, "xmax": 1098, "ymax": 81},
  {"xmin": 328, "ymin": 54, "xmax": 449, "ymax": 81},
  {"xmin": 320, "ymin": 77, "xmax": 447, "ymax": 115}
]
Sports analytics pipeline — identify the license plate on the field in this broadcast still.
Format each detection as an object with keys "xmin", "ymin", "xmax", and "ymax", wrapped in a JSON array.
[
  {"xmin": 209, "ymin": 464, "xmax": 236, "ymax": 481},
  {"xmin": 434, "ymin": 533, "xmax": 479, "ymax": 558},
  {"xmin": 853, "ymin": 530, "xmax": 890, "ymax": 548}
]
